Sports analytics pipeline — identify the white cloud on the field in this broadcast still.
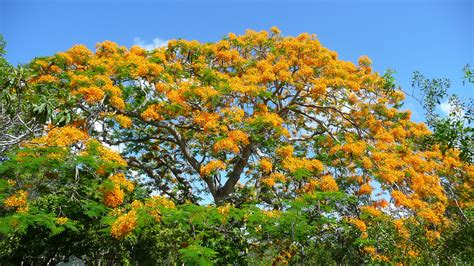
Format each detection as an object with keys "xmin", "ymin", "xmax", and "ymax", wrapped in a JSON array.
[
  {"xmin": 440, "ymin": 101, "xmax": 451, "ymax": 115},
  {"xmin": 132, "ymin": 37, "xmax": 169, "ymax": 50},
  {"xmin": 439, "ymin": 100, "xmax": 465, "ymax": 119}
]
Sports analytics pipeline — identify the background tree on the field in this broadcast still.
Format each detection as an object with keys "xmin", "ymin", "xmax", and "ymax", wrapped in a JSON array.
[
  {"xmin": 411, "ymin": 67, "xmax": 473, "ymax": 162},
  {"xmin": 0, "ymin": 35, "xmax": 74, "ymax": 158},
  {"xmin": 0, "ymin": 36, "xmax": 41, "ymax": 157}
]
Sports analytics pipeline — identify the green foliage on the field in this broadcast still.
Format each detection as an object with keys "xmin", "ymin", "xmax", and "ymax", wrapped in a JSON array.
[
  {"xmin": 412, "ymin": 69, "xmax": 473, "ymax": 162},
  {"xmin": 179, "ymin": 244, "xmax": 218, "ymax": 266},
  {"xmin": 0, "ymin": 142, "xmax": 126, "ymax": 263}
]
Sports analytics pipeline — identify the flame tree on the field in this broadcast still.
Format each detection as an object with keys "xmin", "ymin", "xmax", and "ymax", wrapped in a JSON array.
[{"xmin": 0, "ymin": 28, "xmax": 472, "ymax": 263}]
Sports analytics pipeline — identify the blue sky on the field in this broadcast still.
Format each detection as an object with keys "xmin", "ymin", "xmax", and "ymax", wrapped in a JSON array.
[{"xmin": 1, "ymin": 0, "xmax": 472, "ymax": 121}]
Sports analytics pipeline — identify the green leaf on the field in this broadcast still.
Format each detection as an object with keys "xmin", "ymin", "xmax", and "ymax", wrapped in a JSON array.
[{"xmin": 179, "ymin": 244, "xmax": 218, "ymax": 266}]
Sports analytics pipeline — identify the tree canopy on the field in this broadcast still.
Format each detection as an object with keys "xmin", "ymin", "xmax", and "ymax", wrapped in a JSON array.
[{"xmin": 0, "ymin": 28, "xmax": 472, "ymax": 264}]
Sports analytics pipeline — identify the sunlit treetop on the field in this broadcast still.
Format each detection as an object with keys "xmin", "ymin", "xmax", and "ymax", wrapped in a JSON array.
[{"xmin": 24, "ymin": 28, "xmax": 473, "ymax": 251}]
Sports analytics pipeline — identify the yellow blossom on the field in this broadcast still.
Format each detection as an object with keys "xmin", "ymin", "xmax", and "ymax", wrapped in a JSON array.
[
  {"xmin": 55, "ymin": 217, "xmax": 68, "ymax": 225},
  {"xmin": 282, "ymin": 157, "xmax": 324, "ymax": 173},
  {"xmin": 114, "ymin": 114, "xmax": 132, "ymax": 128},
  {"xmin": 214, "ymin": 138, "xmax": 239, "ymax": 154},
  {"xmin": 357, "ymin": 183, "xmax": 372, "ymax": 196},
  {"xmin": 228, "ymin": 130, "xmax": 249, "ymax": 145},
  {"xmin": 33, "ymin": 126, "xmax": 88, "ymax": 147},
  {"xmin": 363, "ymin": 246, "xmax": 376, "ymax": 255},
  {"xmin": 348, "ymin": 218, "xmax": 367, "ymax": 232},
  {"xmin": 200, "ymin": 160, "xmax": 226, "ymax": 176},
  {"xmin": 262, "ymin": 177, "xmax": 276, "ymax": 187},
  {"xmin": 109, "ymin": 173, "xmax": 135, "ymax": 192},
  {"xmin": 319, "ymin": 175, "xmax": 339, "ymax": 192},
  {"xmin": 75, "ymin": 86, "xmax": 105, "ymax": 104},
  {"xmin": 110, "ymin": 96, "xmax": 126, "ymax": 111},
  {"xmin": 111, "ymin": 210, "xmax": 137, "ymax": 239},
  {"xmin": 276, "ymin": 145, "xmax": 294, "ymax": 158},
  {"xmin": 103, "ymin": 184, "xmax": 125, "ymax": 208},
  {"xmin": 4, "ymin": 190, "xmax": 28, "ymax": 209},
  {"xmin": 360, "ymin": 205, "xmax": 382, "ymax": 216},
  {"xmin": 263, "ymin": 209, "xmax": 281, "ymax": 218},
  {"xmin": 259, "ymin": 158, "xmax": 273, "ymax": 173},
  {"xmin": 270, "ymin": 26, "xmax": 281, "ymax": 35}
]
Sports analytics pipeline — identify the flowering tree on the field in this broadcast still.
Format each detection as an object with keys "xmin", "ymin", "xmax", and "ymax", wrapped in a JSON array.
[{"xmin": 0, "ymin": 28, "xmax": 472, "ymax": 263}]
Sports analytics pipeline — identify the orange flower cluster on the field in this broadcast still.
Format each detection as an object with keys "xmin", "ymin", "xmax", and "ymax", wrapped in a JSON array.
[
  {"xmin": 319, "ymin": 175, "xmax": 339, "ymax": 192},
  {"xmin": 217, "ymin": 204, "xmax": 231, "ymax": 223},
  {"xmin": 227, "ymin": 130, "xmax": 249, "ymax": 145},
  {"xmin": 141, "ymin": 104, "xmax": 164, "ymax": 122},
  {"xmin": 360, "ymin": 205, "xmax": 382, "ymax": 217},
  {"xmin": 109, "ymin": 173, "xmax": 135, "ymax": 192},
  {"xmin": 32, "ymin": 126, "xmax": 88, "ymax": 147},
  {"xmin": 213, "ymin": 138, "xmax": 240, "ymax": 154},
  {"xmin": 74, "ymin": 86, "xmax": 105, "ymax": 103},
  {"xmin": 276, "ymin": 145, "xmax": 294, "ymax": 158},
  {"xmin": 194, "ymin": 111, "xmax": 221, "ymax": 132},
  {"xmin": 200, "ymin": 160, "xmax": 226, "ymax": 176},
  {"xmin": 281, "ymin": 157, "xmax": 324, "ymax": 174},
  {"xmin": 103, "ymin": 173, "xmax": 134, "ymax": 208},
  {"xmin": 114, "ymin": 114, "xmax": 132, "ymax": 128},
  {"xmin": 393, "ymin": 219, "xmax": 410, "ymax": 239},
  {"xmin": 340, "ymin": 140, "xmax": 366, "ymax": 157},
  {"xmin": 103, "ymin": 184, "xmax": 125, "ymax": 208},
  {"xmin": 254, "ymin": 112, "xmax": 284, "ymax": 128},
  {"xmin": 259, "ymin": 158, "xmax": 273, "ymax": 173},
  {"xmin": 4, "ymin": 190, "xmax": 28, "ymax": 213},
  {"xmin": 111, "ymin": 210, "xmax": 137, "ymax": 239},
  {"xmin": 92, "ymin": 140, "xmax": 128, "ymax": 167},
  {"xmin": 222, "ymin": 107, "xmax": 245, "ymax": 122},
  {"xmin": 31, "ymin": 74, "xmax": 60, "ymax": 84},
  {"xmin": 145, "ymin": 196, "xmax": 176, "ymax": 209},
  {"xmin": 348, "ymin": 218, "xmax": 367, "ymax": 232},
  {"xmin": 213, "ymin": 130, "xmax": 249, "ymax": 154},
  {"xmin": 261, "ymin": 177, "xmax": 276, "ymax": 187},
  {"xmin": 143, "ymin": 196, "xmax": 176, "ymax": 222},
  {"xmin": 363, "ymin": 246, "xmax": 376, "ymax": 255},
  {"xmin": 262, "ymin": 172, "xmax": 287, "ymax": 187},
  {"xmin": 357, "ymin": 183, "xmax": 373, "ymax": 196}
]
